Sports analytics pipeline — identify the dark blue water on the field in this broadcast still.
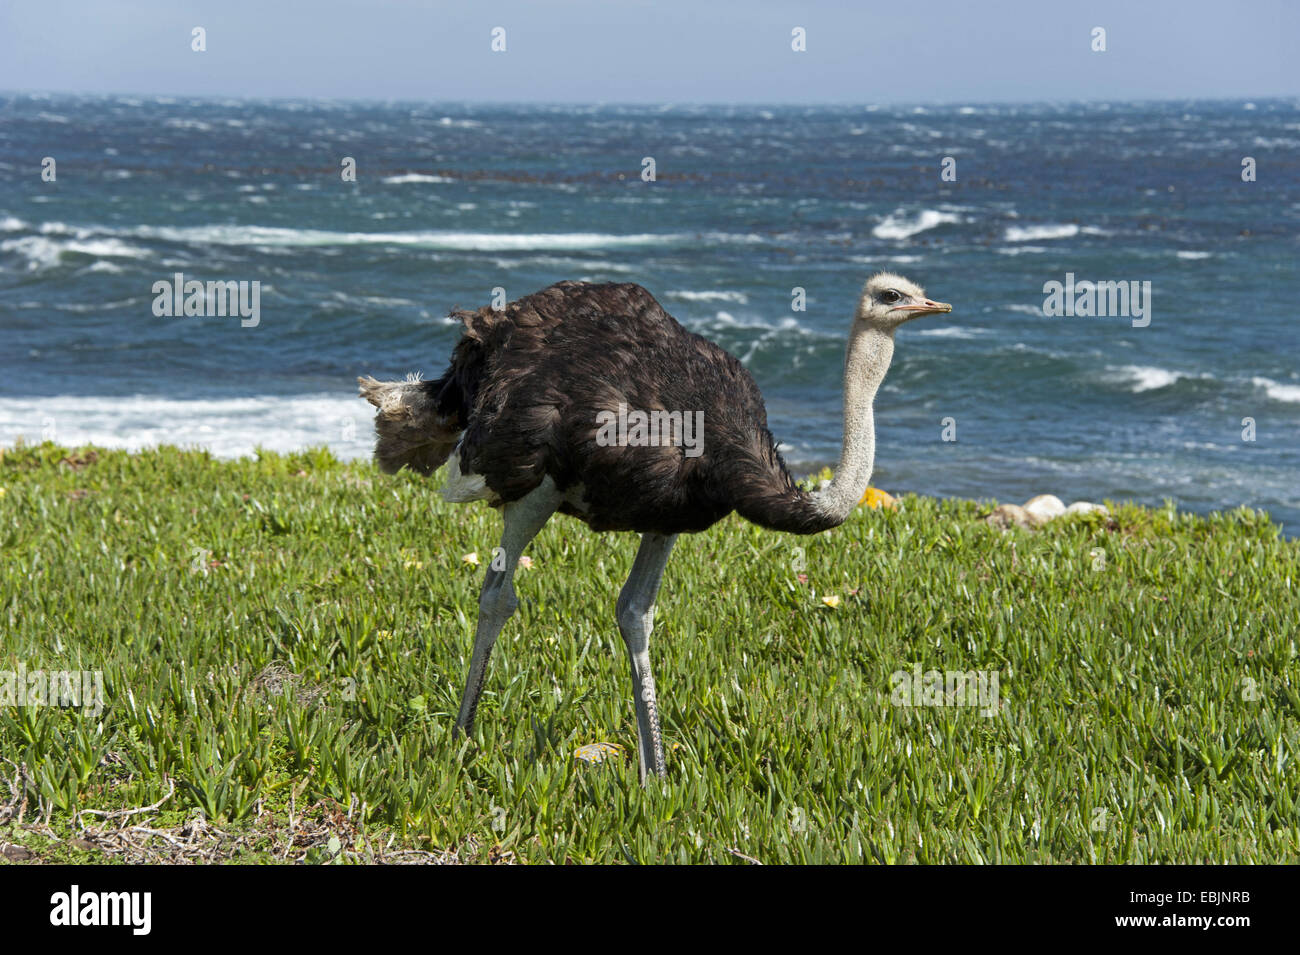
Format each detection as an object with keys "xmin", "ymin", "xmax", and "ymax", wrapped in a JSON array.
[{"xmin": 1, "ymin": 94, "xmax": 1297, "ymax": 531}]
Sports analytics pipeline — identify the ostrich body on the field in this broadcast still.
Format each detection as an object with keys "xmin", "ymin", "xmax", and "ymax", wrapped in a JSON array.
[{"xmin": 359, "ymin": 276, "xmax": 951, "ymax": 782}]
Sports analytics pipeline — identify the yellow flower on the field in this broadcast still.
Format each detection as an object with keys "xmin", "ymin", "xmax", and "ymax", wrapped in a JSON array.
[
  {"xmin": 859, "ymin": 487, "xmax": 898, "ymax": 510},
  {"xmin": 462, "ymin": 552, "xmax": 480, "ymax": 566},
  {"xmin": 0, "ymin": 487, "xmax": 6, "ymax": 497},
  {"xmin": 375, "ymin": 629, "xmax": 392, "ymax": 640},
  {"xmin": 821, "ymin": 595, "xmax": 841, "ymax": 608},
  {"xmin": 517, "ymin": 555, "xmax": 533, "ymax": 569},
  {"xmin": 403, "ymin": 559, "xmax": 424, "ymax": 570},
  {"xmin": 574, "ymin": 742, "xmax": 623, "ymax": 763}
]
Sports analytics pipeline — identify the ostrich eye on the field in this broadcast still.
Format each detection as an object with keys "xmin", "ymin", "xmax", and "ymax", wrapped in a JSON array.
[{"xmin": 880, "ymin": 289, "xmax": 902, "ymax": 304}]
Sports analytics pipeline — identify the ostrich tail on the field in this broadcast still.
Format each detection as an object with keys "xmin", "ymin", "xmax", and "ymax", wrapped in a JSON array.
[{"xmin": 357, "ymin": 374, "xmax": 460, "ymax": 476}]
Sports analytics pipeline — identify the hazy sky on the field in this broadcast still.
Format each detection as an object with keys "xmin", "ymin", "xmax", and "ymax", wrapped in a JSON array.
[{"xmin": 1, "ymin": 0, "xmax": 1296, "ymax": 104}]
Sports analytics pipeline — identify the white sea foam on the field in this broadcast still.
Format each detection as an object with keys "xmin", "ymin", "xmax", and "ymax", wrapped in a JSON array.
[
  {"xmin": 847, "ymin": 254, "xmax": 924, "ymax": 265},
  {"xmin": 872, "ymin": 209, "xmax": 960, "ymax": 240},
  {"xmin": 1175, "ymin": 251, "xmax": 1213, "ymax": 260},
  {"xmin": 487, "ymin": 255, "xmax": 638, "ymax": 273},
  {"xmin": 1107, "ymin": 365, "xmax": 1186, "ymax": 392},
  {"xmin": 1004, "ymin": 224, "xmax": 1079, "ymax": 242},
  {"xmin": 1, "ymin": 236, "xmax": 151, "ymax": 271},
  {"xmin": 123, "ymin": 224, "xmax": 720, "ymax": 252},
  {"xmin": 1252, "ymin": 377, "xmax": 1300, "ymax": 403},
  {"xmin": 0, "ymin": 393, "xmax": 375, "ymax": 460},
  {"xmin": 699, "ymin": 311, "xmax": 813, "ymax": 336},
  {"xmin": 2, "ymin": 219, "xmax": 741, "ymax": 253},
  {"xmin": 0, "ymin": 216, "xmax": 28, "ymax": 232},
  {"xmin": 163, "ymin": 118, "xmax": 213, "ymax": 132},
  {"xmin": 916, "ymin": 326, "xmax": 984, "ymax": 339},
  {"xmin": 327, "ymin": 290, "xmax": 421, "ymax": 309},
  {"xmin": 50, "ymin": 297, "xmax": 144, "ymax": 313},
  {"xmin": 666, "ymin": 289, "xmax": 750, "ymax": 304},
  {"xmin": 39, "ymin": 221, "xmax": 90, "ymax": 237},
  {"xmin": 711, "ymin": 313, "xmax": 812, "ymax": 363},
  {"xmin": 381, "ymin": 174, "xmax": 454, "ymax": 184}
]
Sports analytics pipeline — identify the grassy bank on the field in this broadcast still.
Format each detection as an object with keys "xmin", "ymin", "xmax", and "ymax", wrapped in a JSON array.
[{"xmin": 0, "ymin": 442, "xmax": 1297, "ymax": 863}]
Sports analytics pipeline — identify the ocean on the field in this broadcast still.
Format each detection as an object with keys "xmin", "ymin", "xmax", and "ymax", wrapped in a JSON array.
[{"xmin": 1, "ymin": 94, "xmax": 1297, "ymax": 532}]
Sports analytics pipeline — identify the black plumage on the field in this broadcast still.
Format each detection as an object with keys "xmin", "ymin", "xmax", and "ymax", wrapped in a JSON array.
[{"xmin": 377, "ymin": 280, "xmax": 831, "ymax": 535}]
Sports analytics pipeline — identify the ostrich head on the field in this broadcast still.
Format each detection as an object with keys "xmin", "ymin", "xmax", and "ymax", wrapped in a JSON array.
[{"xmin": 855, "ymin": 272, "xmax": 952, "ymax": 331}]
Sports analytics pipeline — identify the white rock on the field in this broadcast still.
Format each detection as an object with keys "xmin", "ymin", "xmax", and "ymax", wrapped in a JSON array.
[
  {"xmin": 1065, "ymin": 501, "xmax": 1109, "ymax": 516},
  {"xmin": 1023, "ymin": 494, "xmax": 1066, "ymax": 525},
  {"xmin": 983, "ymin": 503, "xmax": 1035, "ymax": 530}
]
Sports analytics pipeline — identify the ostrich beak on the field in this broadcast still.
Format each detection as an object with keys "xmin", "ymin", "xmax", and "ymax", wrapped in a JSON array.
[{"xmin": 895, "ymin": 299, "xmax": 952, "ymax": 317}]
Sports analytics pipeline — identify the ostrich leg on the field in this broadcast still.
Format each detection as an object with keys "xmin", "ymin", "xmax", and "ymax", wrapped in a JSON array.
[
  {"xmin": 454, "ymin": 480, "xmax": 560, "ymax": 736},
  {"xmin": 616, "ymin": 532, "xmax": 678, "ymax": 783}
]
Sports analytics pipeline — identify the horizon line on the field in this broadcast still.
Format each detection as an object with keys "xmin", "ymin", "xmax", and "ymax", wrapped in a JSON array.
[{"xmin": 4, "ymin": 88, "xmax": 1298, "ymax": 111}]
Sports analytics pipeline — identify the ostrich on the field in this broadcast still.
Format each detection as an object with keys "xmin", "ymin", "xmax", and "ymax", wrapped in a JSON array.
[{"xmin": 359, "ymin": 275, "xmax": 951, "ymax": 783}]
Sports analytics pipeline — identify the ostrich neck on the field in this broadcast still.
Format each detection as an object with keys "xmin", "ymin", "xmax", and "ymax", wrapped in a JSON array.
[{"xmin": 810, "ymin": 324, "xmax": 894, "ymax": 525}]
